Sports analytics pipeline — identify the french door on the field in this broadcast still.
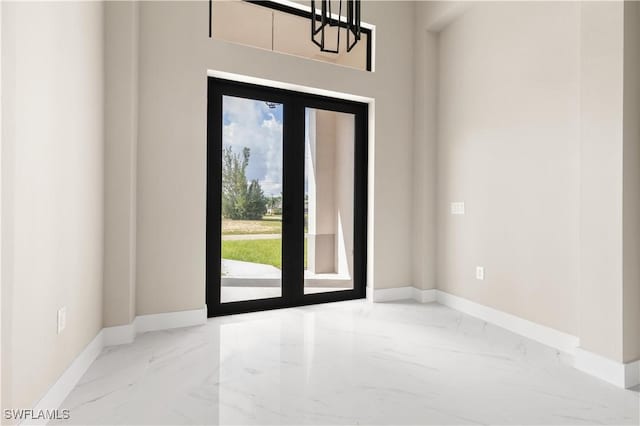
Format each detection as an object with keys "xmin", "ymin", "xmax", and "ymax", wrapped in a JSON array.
[{"xmin": 206, "ymin": 77, "xmax": 368, "ymax": 317}]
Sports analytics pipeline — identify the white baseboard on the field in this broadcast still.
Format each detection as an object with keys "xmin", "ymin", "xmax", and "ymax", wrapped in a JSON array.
[
  {"xmin": 412, "ymin": 288, "xmax": 437, "ymax": 303},
  {"xmin": 134, "ymin": 307, "xmax": 207, "ymax": 334},
  {"xmin": 574, "ymin": 348, "xmax": 640, "ymax": 389},
  {"xmin": 372, "ymin": 286, "xmax": 414, "ymax": 302},
  {"xmin": 626, "ymin": 359, "xmax": 640, "ymax": 389},
  {"xmin": 102, "ymin": 323, "xmax": 136, "ymax": 346},
  {"xmin": 102, "ymin": 307, "xmax": 207, "ymax": 346},
  {"xmin": 371, "ymin": 286, "xmax": 436, "ymax": 303},
  {"xmin": 30, "ymin": 330, "xmax": 105, "ymax": 424},
  {"xmin": 434, "ymin": 291, "xmax": 580, "ymax": 355},
  {"xmin": 30, "ymin": 307, "xmax": 207, "ymax": 419}
]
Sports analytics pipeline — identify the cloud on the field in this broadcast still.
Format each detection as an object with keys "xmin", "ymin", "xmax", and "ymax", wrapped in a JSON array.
[{"xmin": 222, "ymin": 96, "xmax": 283, "ymax": 196}]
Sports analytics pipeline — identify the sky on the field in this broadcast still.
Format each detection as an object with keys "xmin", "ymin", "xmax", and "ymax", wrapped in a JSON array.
[
  {"xmin": 222, "ymin": 95, "xmax": 284, "ymax": 197},
  {"xmin": 222, "ymin": 96, "xmax": 318, "ymax": 197}
]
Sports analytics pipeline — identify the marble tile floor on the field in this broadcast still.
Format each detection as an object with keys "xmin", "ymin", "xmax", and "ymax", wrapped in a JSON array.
[{"xmin": 55, "ymin": 300, "xmax": 639, "ymax": 425}]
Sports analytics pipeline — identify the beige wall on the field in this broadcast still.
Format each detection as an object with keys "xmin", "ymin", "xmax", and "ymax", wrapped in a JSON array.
[
  {"xmin": 411, "ymin": 2, "xmax": 474, "ymax": 292},
  {"xmin": 411, "ymin": 3, "xmax": 440, "ymax": 291},
  {"xmin": 307, "ymin": 110, "xmax": 337, "ymax": 274},
  {"xmin": 309, "ymin": 110, "xmax": 337, "ymax": 237},
  {"xmin": 1, "ymin": 1, "xmax": 104, "ymax": 410},
  {"xmin": 578, "ymin": 1, "xmax": 625, "ymax": 362},
  {"xmin": 622, "ymin": 0, "xmax": 640, "ymax": 363},
  {"xmin": 306, "ymin": 110, "xmax": 355, "ymax": 277},
  {"xmin": 103, "ymin": 1, "xmax": 138, "ymax": 327},
  {"xmin": 436, "ymin": 1, "xmax": 582, "ymax": 335},
  {"xmin": 421, "ymin": 0, "xmax": 639, "ymax": 364},
  {"xmin": 335, "ymin": 113, "xmax": 355, "ymax": 277},
  {"xmin": 134, "ymin": 0, "xmax": 415, "ymax": 315}
]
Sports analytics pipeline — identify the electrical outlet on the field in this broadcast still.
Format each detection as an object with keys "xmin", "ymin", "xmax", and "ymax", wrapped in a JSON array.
[
  {"xmin": 476, "ymin": 267, "xmax": 485, "ymax": 281},
  {"xmin": 57, "ymin": 307, "xmax": 67, "ymax": 334},
  {"xmin": 451, "ymin": 202, "xmax": 465, "ymax": 215}
]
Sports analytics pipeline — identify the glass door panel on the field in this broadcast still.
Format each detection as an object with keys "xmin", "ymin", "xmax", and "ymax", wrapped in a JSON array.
[
  {"xmin": 220, "ymin": 95, "xmax": 284, "ymax": 303},
  {"xmin": 207, "ymin": 77, "xmax": 367, "ymax": 317},
  {"xmin": 303, "ymin": 108, "xmax": 355, "ymax": 295}
]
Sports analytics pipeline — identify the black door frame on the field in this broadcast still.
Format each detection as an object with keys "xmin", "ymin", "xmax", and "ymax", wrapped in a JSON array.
[{"xmin": 206, "ymin": 77, "xmax": 368, "ymax": 317}]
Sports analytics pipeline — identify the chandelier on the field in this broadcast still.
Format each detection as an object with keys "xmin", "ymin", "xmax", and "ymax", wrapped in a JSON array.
[
  {"xmin": 311, "ymin": 0, "xmax": 362, "ymax": 53},
  {"xmin": 207, "ymin": 1, "xmax": 363, "ymax": 55}
]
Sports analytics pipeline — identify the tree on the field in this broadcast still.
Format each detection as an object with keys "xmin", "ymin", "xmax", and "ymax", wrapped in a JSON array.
[
  {"xmin": 246, "ymin": 180, "xmax": 267, "ymax": 219},
  {"xmin": 222, "ymin": 146, "xmax": 266, "ymax": 220}
]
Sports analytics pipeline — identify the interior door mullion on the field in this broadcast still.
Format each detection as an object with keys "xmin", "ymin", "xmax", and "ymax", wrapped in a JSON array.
[
  {"xmin": 282, "ymin": 98, "xmax": 306, "ymax": 303},
  {"xmin": 206, "ymin": 78, "xmax": 223, "ymax": 310}
]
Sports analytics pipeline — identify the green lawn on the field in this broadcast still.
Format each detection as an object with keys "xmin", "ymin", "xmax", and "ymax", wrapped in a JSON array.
[{"xmin": 222, "ymin": 238, "xmax": 307, "ymax": 269}]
